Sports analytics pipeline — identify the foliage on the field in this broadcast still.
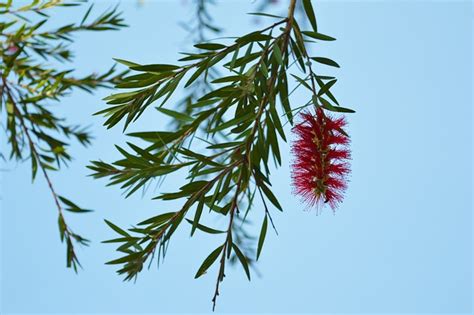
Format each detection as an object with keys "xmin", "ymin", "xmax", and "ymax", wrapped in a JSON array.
[
  {"xmin": 91, "ymin": 0, "xmax": 354, "ymax": 309},
  {"xmin": 0, "ymin": 0, "xmax": 126, "ymax": 271},
  {"xmin": 179, "ymin": 0, "xmax": 258, "ymax": 269}
]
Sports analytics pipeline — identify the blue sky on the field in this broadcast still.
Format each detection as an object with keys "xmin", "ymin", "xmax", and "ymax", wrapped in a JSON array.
[{"xmin": 1, "ymin": 0, "xmax": 472, "ymax": 313}]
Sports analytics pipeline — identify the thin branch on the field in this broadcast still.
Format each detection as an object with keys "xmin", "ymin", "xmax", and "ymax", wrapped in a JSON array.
[
  {"xmin": 1, "ymin": 75, "xmax": 81, "ymax": 268},
  {"xmin": 211, "ymin": 167, "xmax": 244, "ymax": 311}
]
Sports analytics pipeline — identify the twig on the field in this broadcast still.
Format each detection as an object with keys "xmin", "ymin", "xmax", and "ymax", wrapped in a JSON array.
[{"xmin": 1, "ymin": 75, "xmax": 80, "ymax": 268}]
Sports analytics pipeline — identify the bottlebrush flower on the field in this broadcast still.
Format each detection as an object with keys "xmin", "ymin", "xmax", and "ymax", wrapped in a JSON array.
[{"xmin": 291, "ymin": 107, "xmax": 351, "ymax": 211}]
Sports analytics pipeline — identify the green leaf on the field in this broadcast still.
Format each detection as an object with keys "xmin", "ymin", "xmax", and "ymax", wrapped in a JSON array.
[
  {"xmin": 102, "ymin": 236, "xmax": 138, "ymax": 244},
  {"xmin": 247, "ymin": 12, "xmax": 284, "ymax": 19},
  {"xmin": 31, "ymin": 153, "xmax": 38, "ymax": 181},
  {"xmin": 311, "ymin": 57, "xmax": 340, "ymax": 68},
  {"xmin": 155, "ymin": 190, "xmax": 191, "ymax": 201},
  {"xmin": 317, "ymin": 79, "xmax": 337, "ymax": 97},
  {"xmin": 104, "ymin": 219, "xmax": 130, "ymax": 237},
  {"xmin": 259, "ymin": 182, "xmax": 283, "ymax": 211},
  {"xmin": 105, "ymin": 252, "xmax": 142, "ymax": 265},
  {"xmin": 63, "ymin": 207, "xmax": 93, "ymax": 213},
  {"xmin": 127, "ymin": 131, "xmax": 178, "ymax": 143},
  {"xmin": 195, "ymin": 245, "xmax": 223, "ymax": 278},
  {"xmin": 191, "ymin": 198, "xmax": 204, "ymax": 236},
  {"xmin": 137, "ymin": 212, "xmax": 176, "ymax": 226},
  {"xmin": 194, "ymin": 43, "xmax": 226, "ymax": 50},
  {"xmin": 230, "ymin": 45, "xmax": 240, "ymax": 69},
  {"xmin": 257, "ymin": 216, "xmax": 268, "ymax": 260},
  {"xmin": 58, "ymin": 216, "xmax": 66, "ymax": 241},
  {"xmin": 302, "ymin": 31, "xmax": 336, "ymax": 41},
  {"xmin": 278, "ymin": 72, "xmax": 293, "ymax": 124},
  {"xmin": 59, "ymin": 196, "xmax": 93, "ymax": 213},
  {"xmin": 302, "ymin": 0, "xmax": 318, "ymax": 32},
  {"xmin": 266, "ymin": 116, "xmax": 281, "ymax": 165},
  {"xmin": 113, "ymin": 58, "xmax": 140, "ymax": 67},
  {"xmin": 225, "ymin": 52, "xmax": 260, "ymax": 68},
  {"xmin": 268, "ymin": 102, "xmax": 286, "ymax": 141},
  {"xmin": 185, "ymin": 62, "xmax": 208, "ymax": 87},
  {"xmin": 206, "ymin": 141, "xmax": 242, "ymax": 149},
  {"xmin": 178, "ymin": 148, "xmax": 221, "ymax": 166},
  {"xmin": 319, "ymin": 97, "xmax": 355, "ymax": 113},
  {"xmin": 316, "ymin": 77, "xmax": 339, "ymax": 105},
  {"xmin": 179, "ymin": 180, "xmax": 208, "ymax": 193},
  {"xmin": 210, "ymin": 112, "xmax": 254, "ymax": 133},
  {"xmin": 156, "ymin": 107, "xmax": 193, "ymax": 122},
  {"xmin": 235, "ymin": 31, "xmax": 272, "ymax": 44},
  {"xmin": 211, "ymin": 75, "xmax": 242, "ymax": 84},
  {"xmin": 290, "ymin": 74, "xmax": 312, "ymax": 91},
  {"xmin": 232, "ymin": 244, "xmax": 251, "ymax": 280},
  {"xmin": 185, "ymin": 219, "xmax": 225, "ymax": 234},
  {"xmin": 273, "ymin": 44, "xmax": 283, "ymax": 66},
  {"xmin": 80, "ymin": 4, "xmax": 94, "ymax": 25},
  {"xmin": 131, "ymin": 64, "xmax": 180, "ymax": 72}
]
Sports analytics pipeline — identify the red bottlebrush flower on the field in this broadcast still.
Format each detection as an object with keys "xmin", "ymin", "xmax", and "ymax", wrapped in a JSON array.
[{"xmin": 291, "ymin": 107, "xmax": 351, "ymax": 211}]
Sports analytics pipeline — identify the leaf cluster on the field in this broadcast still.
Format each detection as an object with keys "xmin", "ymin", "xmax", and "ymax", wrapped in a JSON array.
[{"xmin": 92, "ymin": 0, "xmax": 354, "ymax": 309}]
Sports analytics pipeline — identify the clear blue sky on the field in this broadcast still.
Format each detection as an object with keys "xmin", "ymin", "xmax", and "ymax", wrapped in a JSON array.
[{"xmin": 1, "ymin": 0, "xmax": 472, "ymax": 313}]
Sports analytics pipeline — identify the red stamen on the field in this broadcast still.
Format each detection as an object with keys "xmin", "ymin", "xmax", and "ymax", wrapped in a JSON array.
[{"xmin": 291, "ymin": 108, "xmax": 351, "ymax": 211}]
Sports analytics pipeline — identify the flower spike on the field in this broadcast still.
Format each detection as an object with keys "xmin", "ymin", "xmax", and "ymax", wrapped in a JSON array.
[{"xmin": 291, "ymin": 107, "xmax": 351, "ymax": 211}]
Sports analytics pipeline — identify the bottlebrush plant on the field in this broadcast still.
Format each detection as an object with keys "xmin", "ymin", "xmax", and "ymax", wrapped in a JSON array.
[{"xmin": 90, "ymin": 0, "xmax": 355, "ymax": 309}]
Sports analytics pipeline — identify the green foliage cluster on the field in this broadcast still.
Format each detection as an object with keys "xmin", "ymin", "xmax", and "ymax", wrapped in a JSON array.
[
  {"xmin": 1, "ymin": 0, "xmax": 354, "ymax": 309},
  {"xmin": 0, "ymin": 0, "xmax": 126, "ymax": 271},
  {"xmin": 89, "ymin": 0, "xmax": 354, "ymax": 308}
]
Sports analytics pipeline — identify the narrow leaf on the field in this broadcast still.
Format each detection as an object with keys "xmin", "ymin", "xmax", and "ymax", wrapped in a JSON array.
[
  {"xmin": 185, "ymin": 219, "xmax": 225, "ymax": 234},
  {"xmin": 257, "ymin": 216, "xmax": 268, "ymax": 260},
  {"xmin": 195, "ymin": 245, "xmax": 223, "ymax": 278},
  {"xmin": 302, "ymin": 31, "xmax": 336, "ymax": 41},
  {"xmin": 311, "ymin": 57, "xmax": 340, "ymax": 68},
  {"xmin": 232, "ymin": 244, "xmax": 251, "ymax": 280},
  {"xmin": 194, "ymin": 43, "xmax": 226, "ymax": 50},
  {"xmin": 302, "ymin": 0, "xmax": 318, "ymax": 32}
]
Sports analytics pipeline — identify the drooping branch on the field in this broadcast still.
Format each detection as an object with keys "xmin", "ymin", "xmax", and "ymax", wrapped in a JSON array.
[
  {"xmin": 1, "ymin": 75, "xmax": 88, "ymax": 271},
  {"xmin": 0, "ymin": 1, "xmax": 126, "ymax": 268},
  {"xmin": 94, "ymin": 0, "xmax": 354, "ymax": 310}
]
